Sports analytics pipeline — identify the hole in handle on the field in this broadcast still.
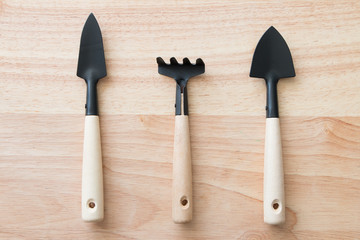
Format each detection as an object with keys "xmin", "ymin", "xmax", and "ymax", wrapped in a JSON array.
[
  {"xmin": 89, "ymin": 202, "xmax": 96, "ymax": 209},
  {"xmin": 86, "ymin": 199, "xmax": 97, "ymax": 212},
  {"xmin": 180, "ymin": 196, "xmax": 189, "ymax": 209},
  {"xmin": 271, "ymin": 199, "xmax": 282, "ymax": 213}
]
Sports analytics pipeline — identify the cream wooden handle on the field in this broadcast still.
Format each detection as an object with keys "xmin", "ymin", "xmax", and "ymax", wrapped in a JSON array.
[
  {"xmin": 264, "ymin": 118, "xmax": 285, "ymax": 225},
  {"xmin": 172, "ymin": 115, "xmax": 192, "ymax": 223},
  {"xmin": 82, "ymin": 116, "xmax": 104, "ymax": 222}
]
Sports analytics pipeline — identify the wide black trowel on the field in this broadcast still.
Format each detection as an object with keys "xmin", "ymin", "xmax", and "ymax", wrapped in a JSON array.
[{"xmin": 250, "ymin": 26, "xmax": 295, "ymax": 225}]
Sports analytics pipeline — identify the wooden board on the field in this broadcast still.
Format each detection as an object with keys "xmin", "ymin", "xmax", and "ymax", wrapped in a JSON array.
[{"xmin": 0, "ymin": 0, "xmax": 360, "ymax": 239}]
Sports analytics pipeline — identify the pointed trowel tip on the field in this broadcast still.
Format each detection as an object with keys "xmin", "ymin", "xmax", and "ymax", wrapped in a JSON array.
[
  {"xmin": 80, "ymin": 12, "xmax": 102, "ymax": 46},
  {"xmin": 86, "ymin": 13, "xmax": 97, "ymax": 23},
  {"xmin": 83, "ymin": 13, "xmax": 99, "ymax": 28},
  {"xmin": 266, "ymin": 26, "xmax": 279, "ymax": 35},
  {"xmin": 269, "ymin": 26, "xmax": 276, "ymax": 31}
]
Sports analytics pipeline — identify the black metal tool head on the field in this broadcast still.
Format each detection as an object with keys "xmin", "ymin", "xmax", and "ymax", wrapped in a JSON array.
[
  {"xmin": 157, "ymin": 57, "xmax": 205, "ymax": 90},
  {"xmin": 250, "ymin": 26, "xmax": 295, "ymax": 80},
  {"xmin": 77, "ymin": 13, "xmax": 106, "ymax": 116},
  {"xmin": 250, "ymin": 27, "xmax": 295, "ymax": 118},
  {"xmin": 77, "ymin": 13, "xmax": 107, "ymax": 83},
  {"xmin": 157, "ymin": 57, "xmax": 205, "ymax": 115}
]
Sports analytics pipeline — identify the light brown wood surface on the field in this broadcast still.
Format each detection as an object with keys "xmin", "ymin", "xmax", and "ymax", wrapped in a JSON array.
[{"xmin": 0, "ymin": 0, "xmax": 360, "ymax": 239}]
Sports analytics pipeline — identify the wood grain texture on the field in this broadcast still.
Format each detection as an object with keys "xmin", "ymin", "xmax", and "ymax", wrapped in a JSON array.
[{"xmin": 0, "ymin": 0, "xmax": 360, "ymax": 239}]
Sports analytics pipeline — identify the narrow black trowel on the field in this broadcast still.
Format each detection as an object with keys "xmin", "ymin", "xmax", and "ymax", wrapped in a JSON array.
[
  {"xmin": 77, "ymin": 13, "xmax": 107, "ymax": 222},
  {"xmin": 250, "ymin": 26, "xmax": 296, "ymax": 225}
]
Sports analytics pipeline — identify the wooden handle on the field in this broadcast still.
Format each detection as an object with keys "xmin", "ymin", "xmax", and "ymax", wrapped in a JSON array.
[
  {"xmin": 82, "ymin": 116, "xmax": 104, "ymax": 222},
  {"xmin": 172, "ymin": 115, "xmax": 192, "ymax": 223},
  {"xmin": 264, "ymin": 118, "xmax": 285, "ymax": 225}
]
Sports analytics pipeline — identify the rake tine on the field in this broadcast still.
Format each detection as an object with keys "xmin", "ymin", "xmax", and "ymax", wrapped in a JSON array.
[
  {"xmin": 196, "ymin": 58, "xmax": 204, "ymax": 66},
  {"xmin": 183, "ymin": 58, "xmax": 191, "ymax": 65},
  {"xmin": 170, "ymin": 57, "xmax": 179, "ymax": 65},
  {"xmin": 156, "ymin": 57, "xmax": 165, "ymax": 65}
]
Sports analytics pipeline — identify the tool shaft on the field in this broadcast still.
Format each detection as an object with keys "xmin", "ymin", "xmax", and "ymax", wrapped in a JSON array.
[
  {"xmin": 266, "ymin": 78, "xmax": 279, "ymax": 118},
  {"xmin": 86, "ymin": 80, "xmax": 99, "ymax": 115},
  {"xmin": 175, "ymin": 84, "xmax": 189, "ymax": 115}
]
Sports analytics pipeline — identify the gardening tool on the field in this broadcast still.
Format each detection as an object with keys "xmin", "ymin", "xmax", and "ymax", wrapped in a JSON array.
[
  {"xmin": 77, "ymin": 13, "xmax": 106, "ymax": 222},
  {"xmin": 157, "ymin": 57, "xmax": 205, "ymax": 223},
  {"xmin": 250, "ymin": 26, "xmax": 295, "ymax": 225}
]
